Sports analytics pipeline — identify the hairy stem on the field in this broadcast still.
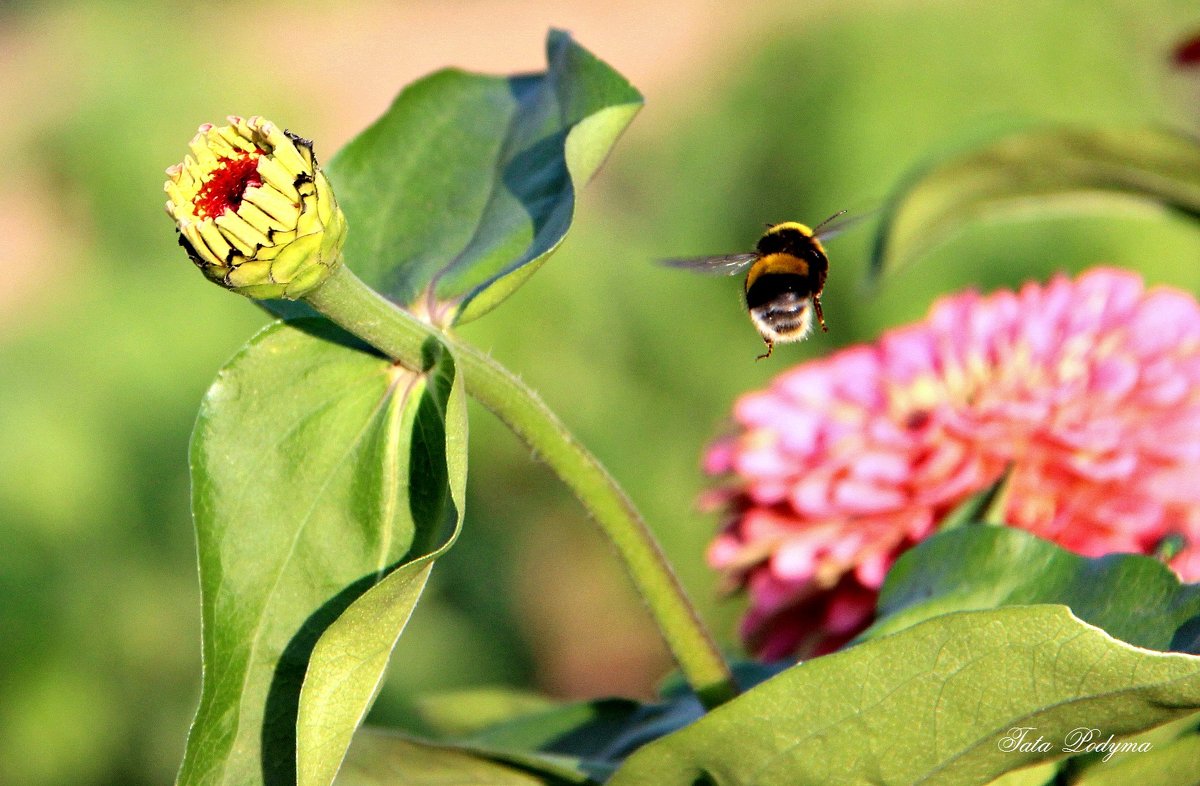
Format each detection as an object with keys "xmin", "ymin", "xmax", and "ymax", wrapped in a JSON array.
[{"xmin": 304, "ymin": 265, "xmax": 737, "ymax": 708}]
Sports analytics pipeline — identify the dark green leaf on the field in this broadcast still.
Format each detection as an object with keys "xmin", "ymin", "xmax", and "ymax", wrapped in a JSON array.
[
  {"xmin": 656, "ymin": 659, "xmax": 790, "ymax": 699},
  {"xmin": 870, "ymin": 127, "xmax": 1200, "ymax": 279},
  {"xmin": 1173, "ymin": 614, "xmax": 1200, "ymax": 655},
  {"xmin": 327, "ymin": 29, "xmax": 642, "ymax": 325},
  {"xmin": 177, "ymin": 320, "xmax": 466, "ymax": 786},
  {"xmin": 610, "ymin": 606, "xmax": 1200, "ymax": 786},
  {"xmin": 467, "ymin": 699, "xmax": 644, "ymax": 758},
  {"xmin": 411, "ymin": 684, "xmax": 779, "ymax": 783},
  {"xmin": 862, "ymin": 526, "xmax": 1200, "ymax": 651},
  {"xmin": 408, "ymin": 663, "xmax": 789, "ymax": 782},
  {"xmin": 416, "ymin": 693, "xmax": 694, "ymax": 783},
  {"xmin": 460, "ymin": 700, "xmax": 643, "ymax": 784}
]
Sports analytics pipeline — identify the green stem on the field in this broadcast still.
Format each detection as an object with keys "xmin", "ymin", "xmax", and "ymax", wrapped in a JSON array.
[{"xmin": 304, "ymin": 265, "xmax": 737, "ymax": 708}]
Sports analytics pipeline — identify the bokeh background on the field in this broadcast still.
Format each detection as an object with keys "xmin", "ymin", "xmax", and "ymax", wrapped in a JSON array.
[{"xmin": 3, "ymin": 1, "xmax": 1200, "ymax": 783}]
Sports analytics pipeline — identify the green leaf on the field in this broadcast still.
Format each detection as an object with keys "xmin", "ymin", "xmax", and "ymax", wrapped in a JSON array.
[
  {"xmin": 862, "ymin": 526, "xmax": 1200, "ymax": 651},
  {"xmin": 296, "ymin": 338, "xmax": 466, "ymax": 786},
  {"xmin": 870, "ymin": 127, "xmax": 1200, "ymax": 279},
  {"xmin": 327, "ymin": 29, "xmax": 642, "ymax": 325},
  {"xmin": 177, "ymin": 319, "xmax": 466, "ymax": 786},
  {"xmin": 334, "ymin": 728, "xmax": 556, "ymax": 786},
  {"xmin": 609, "ymin": 606, "xmax": 1200, "ymax": 786},
  {"xmin": 935, "ymin": 475, "xmax": 1009, "ymax": 532}
]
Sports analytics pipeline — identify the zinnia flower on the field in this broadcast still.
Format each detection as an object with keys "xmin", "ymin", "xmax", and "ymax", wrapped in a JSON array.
[
  {"xmin": 164, "ymin": 115, "xmax": 346, "ymax": 299},
  {"xmin": 706, "ymin": 268, "xmax": 1200, "ymax": 659}
]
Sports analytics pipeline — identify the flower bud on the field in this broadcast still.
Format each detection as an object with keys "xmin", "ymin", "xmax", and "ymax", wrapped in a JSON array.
[{"xmin": 164, "ymin": 116, "xmax": 346, "ymax": 299}]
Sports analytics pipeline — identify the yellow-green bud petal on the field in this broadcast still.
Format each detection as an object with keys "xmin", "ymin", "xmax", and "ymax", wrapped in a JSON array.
[{"xmin": 164, "ymin": 115, "xmax": 346, "ymax": 300}]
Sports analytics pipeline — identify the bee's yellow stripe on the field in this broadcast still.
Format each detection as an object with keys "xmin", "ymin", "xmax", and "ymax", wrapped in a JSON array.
[
  {"xmin": 746, "ymin": 253, "xmax": 809, "ymax": 289},
  {"xmin": 766, "ymin": 221, "xmax": 814, "ymax": 237}
]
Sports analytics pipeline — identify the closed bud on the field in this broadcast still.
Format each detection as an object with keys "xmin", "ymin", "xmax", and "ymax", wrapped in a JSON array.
[{"xmin": 164, "ymin": 116, "xmax": 346, "ymax": 299}]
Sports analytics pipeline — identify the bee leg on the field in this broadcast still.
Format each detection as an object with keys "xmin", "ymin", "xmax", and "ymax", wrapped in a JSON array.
[
  {"xmin": 813, "ymin": 296, "xmax": 829, "ymax": 333},
  {"xmin": 756, "ymin": 337, "xmax": 774, "ymax": 361}
]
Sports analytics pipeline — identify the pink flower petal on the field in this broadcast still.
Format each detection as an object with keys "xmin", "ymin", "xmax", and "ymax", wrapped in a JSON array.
[
  {"xmin": 831, "ymin": 478, "xmax": 908, "ymax": 515},
  {"xmin": 854, "ymin": 549, "xmax": 895, "ymax": 589},
  {"xmin": 771, "ymin": 539, "xmax": 817, "ymax": 581}
]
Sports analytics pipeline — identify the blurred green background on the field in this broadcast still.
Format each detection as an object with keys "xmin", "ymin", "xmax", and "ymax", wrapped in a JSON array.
[{"xmin": 3, "ymin": 0, "xmax": 1200, "ymax": 783}]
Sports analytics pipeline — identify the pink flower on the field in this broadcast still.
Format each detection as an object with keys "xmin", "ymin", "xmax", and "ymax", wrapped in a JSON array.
[{"xmin": 706, "ymin": 268, "xmax": 1200, "ymax": 659}]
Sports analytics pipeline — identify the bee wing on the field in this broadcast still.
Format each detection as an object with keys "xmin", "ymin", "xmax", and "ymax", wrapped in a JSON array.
[
  {"xmin": 811, "ymin": 209, "xmax": 877, "ymax": 242},
  {"xmin": 659, "ymin": 253, "xmax": 759, "ymax": 276}
]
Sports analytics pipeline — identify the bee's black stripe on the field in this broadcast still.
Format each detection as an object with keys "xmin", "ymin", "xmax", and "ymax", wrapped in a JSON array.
[
  {"xmin": 745, "ymin": 273, "xmax": 813, "ymax": 310},
  {"xmin": 756, "ymin": 227, "xmax": 811, "ymax": 256}
]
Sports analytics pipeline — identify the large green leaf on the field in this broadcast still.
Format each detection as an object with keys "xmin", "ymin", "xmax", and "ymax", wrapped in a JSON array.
[
  {"xmin": 327, "ymin": 29, "xmax": 642, "ymax": 325},
  {"xmin": 610, "ymin": 606, "xmax": 1200, "ymax": 786},
  {"xmin": 858, "ymin": 529, "xmax": 1200, "ymax": 785},
  {"xmin": 177, "ymin": 319, "xmax": 466, "ymax": 786},
  {"xmin": 870, "ymin": 127, "xmax": 1200, "ymax": 279},
  {"xmin": 862, "ymin": 526, "xmax": 1200, "ymax": 651}
]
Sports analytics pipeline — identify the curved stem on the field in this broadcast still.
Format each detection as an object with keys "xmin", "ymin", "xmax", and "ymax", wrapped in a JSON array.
[{"xmin": 304, "ymin": 265, "xmax": 737, "ymax": 708}]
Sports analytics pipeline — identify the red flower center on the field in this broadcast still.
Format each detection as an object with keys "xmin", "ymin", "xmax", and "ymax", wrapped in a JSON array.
[
  {"xmin": 1174, "ymin": 32, "xmax": 1200, "ymax": 67},
  {"xmin": 193, "ymin": 150, "xmax": 265, "ymax": 220},
  {"xmin": 905, "ymin": 409, "xmax": 931, "ymax": 431}
]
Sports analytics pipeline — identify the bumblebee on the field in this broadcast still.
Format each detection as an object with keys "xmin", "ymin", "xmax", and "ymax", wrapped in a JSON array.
[{"xmin": 663, "ymin": 211, "xmax": 848, "ymax": 359}]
